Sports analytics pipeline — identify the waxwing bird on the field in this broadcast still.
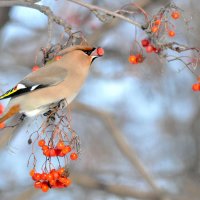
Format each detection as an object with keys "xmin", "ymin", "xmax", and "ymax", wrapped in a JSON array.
[{"xmin": 0, "ymin": 45, "xmax": 104, "ymax": 123}]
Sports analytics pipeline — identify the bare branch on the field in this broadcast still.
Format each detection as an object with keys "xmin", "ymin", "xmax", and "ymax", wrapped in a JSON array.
[
  {"xmin": 0, "ymin": 7, "xmax": 10, "ymax": 29},
  {"xmin": 164, "ymin": 42, "xmax": 200, "ymax": 53},
  {"xmin": 72, "ymin": 102, "xmax": 166, "ymax": 198},
  {"xmin": 66, "ymin": 0, "xmax": 143, "ymax": 28},
  {"xmin": 71, "ymin": 172, "xmax": 160, "ymax": 200},
  {"xmin": 0, "ymin": 0, "xmax": 73, "ymax": 35}
]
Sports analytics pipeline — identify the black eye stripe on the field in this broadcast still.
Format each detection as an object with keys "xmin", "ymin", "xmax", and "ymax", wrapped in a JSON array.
[{"xmin": 82, "ymin": 48, "xmax": 96, "ymax": 56}]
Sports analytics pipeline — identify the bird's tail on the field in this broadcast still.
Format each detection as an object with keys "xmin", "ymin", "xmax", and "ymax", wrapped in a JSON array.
[{"xmin": 0, "ymin": 105, "xmax": 20, "ymax": 124}]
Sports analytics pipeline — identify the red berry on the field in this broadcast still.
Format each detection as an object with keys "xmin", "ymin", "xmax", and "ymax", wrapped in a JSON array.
[
  {"xmin": 34, "ymin": 181, "xmax": 42, "ymax": 189},
  {"xmin": 58, "ymin": 151, "xmax": 65, "ymax": 157},
  {"xmin": 141, "ymin": 39, "xmax": 149, "ymax": 47},
  {"xmin": 151, "ymin": 26, "xmax": 159, "ymax": 33},
  {"xmin": 41, "ymin": 173, "xmax": 48, "ymax": 181},
  {"xmin": 41, "ymin": 183, "xmax": 49, "ymax": 192},
  {"xmin": 42, "ymin": 145, "xmax": 48, "ymax": 151},
  {"xmin": 153, "ymin": 47, "xmax": 161, "ymax": 54},
  {"xmin": 38, "ymin": 139, "xmax": 45, "ymax": 147},
  {"xmin": 154, "ymin": 19, "xmax": 161, "ymax": 26},
  {"xmin": 49, "ymin": 148, "xmax": 56, "ymax": 157},
  {"xmin": 54, "ymin": 56, "xmax": 62, "ymax": 61},
  {"xmin": 192, "ymin": 83, "xmax": 200, "ymax": 91},
  {"xmin": 62, "ymin": 145, "xmax": 71, "ymax": 155},
  {"xmin": 58, "ymin": 167, "xmax": 65, "ymax": 175},
  {"xmin": 58, "ymin": 177, "xmax": 66, "ymax": 184},
  {"xmin": 29, "ymin": 169, "xmax": 35, "ymax": 177},
  {"xmin": 55, "ymin": 149, "xmax": 62, "ymax": 156},
  {"xmin": 56, "ymin": 141, "xmax": 65, "ymax": 150},
  {"xmin": 63, "ymin": 178, "xmax": 71, "ymax": 186},
  {"xmin": 128, "ymin": 55, "xmax": 137, "ymax": 64},
  {"xmin": 55, "ymin": 180, "xmax": 65, "ymax": 188},
  {"xmin": 171, "ymin": 11, "xmax": 181, "ymax": 20},
  {"xmin": 168, "ymin": 30, "xmax": 175, "ymax": 37},
  {"xmin": 32, "ymin": 65, "xmax": 40, "ymax": 72},
  {"xmin": 52, "ymin": 171, "xmax": 59, "ymax": 180},
  {"xmin": 146, "ymin": 45, "xmax": 153, "ymax": 53},
  {"xmin": 43, "ymin": 149, "xmax": 50, "ymax": 157},
  {"xmin": 70, "ymin": 152, "xmax": 78, "ymax": 160},
  {"xmin": 47, "ymin": 173, "xmax": 54, "ymax": 181},
  {"xmin": 97, "ymin": 47, "xmax": 104, "ymax": 56},
  {"xmin": 58, "ymin": 177, "xmax": 71, "ymax": 187},
  {"xmin": 49, "ymin": 180, "xmax": 56, "ymax": 187},
  {"xmin": 32, "ymin": 173, "xmax": 41, "ymax": 181},
  {"xmin": 136, "ymin": 54, "xmax": 143, "ymax": 63}
]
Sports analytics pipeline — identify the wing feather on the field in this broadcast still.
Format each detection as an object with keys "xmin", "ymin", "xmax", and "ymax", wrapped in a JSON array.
[{"xmin": 0, "ymin": 66, "xmax": 67, "ymax": 100}]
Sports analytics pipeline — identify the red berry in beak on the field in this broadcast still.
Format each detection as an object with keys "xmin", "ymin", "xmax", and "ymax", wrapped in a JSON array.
[{"xmin": 97, "ymin": 47, "xmax": 104, "ymax": 56}]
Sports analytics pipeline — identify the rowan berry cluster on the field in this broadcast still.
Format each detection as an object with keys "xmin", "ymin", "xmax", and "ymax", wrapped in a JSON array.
[
  {"xmin": 27, "ymin": 100, "xmax": 80, "ymax": 192},
  {"xmin": 146, "ymin": 8, "xmax": 182, "ymax": 53},
  {"xmin": 38, "ymin": 139, "xmax": 78, "ymax": 159},
  {"xmin": 128, "ymin": 54, "xmax": 144, "ymax": 65},
  {"xmin": 128, "ymin": 5, "xmax": 182, "ymax": 66},
  {"xmin": 30, "ymin": 167, "xmax": 71, "ymax": 192},
  {"xmin": 28, "ymin": 135, "xmax": 79, "ymax": 192},
  {"xmin": 149, "ymin": 10, "xmax": 181, "ymax": 37},
  {"xmin": 141, "ymin": 39, "xmax": 160, "ymax": 54}
]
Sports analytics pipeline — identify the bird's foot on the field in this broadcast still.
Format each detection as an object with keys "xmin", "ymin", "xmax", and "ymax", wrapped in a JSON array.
[
  {"xmin": 20, "ymin": 113, "xmax": 26, "ymax": 121},
  {"xmin": 43, "ymin": 110, "xmax": 52, "ymax": 116}
]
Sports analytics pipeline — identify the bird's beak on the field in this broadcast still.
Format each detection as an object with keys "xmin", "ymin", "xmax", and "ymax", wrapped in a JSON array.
[{"xmin": 91, "ymin": 47, "xmax": 104, "ymax": 60}]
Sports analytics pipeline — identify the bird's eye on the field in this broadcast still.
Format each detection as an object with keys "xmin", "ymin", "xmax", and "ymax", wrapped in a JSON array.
[{"xmin": 82, "ymin": 48, "xmax": 96, "ymax": 56}]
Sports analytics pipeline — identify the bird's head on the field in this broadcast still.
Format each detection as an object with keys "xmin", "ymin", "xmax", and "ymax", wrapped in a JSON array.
[
  {"xmin": 57, "ymin": 45, "xmax": 104, "ymax": 65},
  {"xmin": 81, "ymin": 47, "xmax": 104, "ymax": 63}
]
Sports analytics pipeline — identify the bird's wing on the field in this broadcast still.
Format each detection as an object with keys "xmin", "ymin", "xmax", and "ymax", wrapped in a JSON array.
[{"xmin": 0, "ymin": 66, "xmax": 67, "ymax": 100}]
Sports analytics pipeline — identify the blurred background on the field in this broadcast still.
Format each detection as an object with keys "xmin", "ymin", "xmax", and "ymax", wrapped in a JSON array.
[{"xmin": 0, "ymin": 0, "xmax": 200, "ymax": 200}]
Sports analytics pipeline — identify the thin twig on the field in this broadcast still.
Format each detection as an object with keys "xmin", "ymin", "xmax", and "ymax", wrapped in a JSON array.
[{"xmin": 66, "ymin": 0, "xmax": 142, "ymax": 28}]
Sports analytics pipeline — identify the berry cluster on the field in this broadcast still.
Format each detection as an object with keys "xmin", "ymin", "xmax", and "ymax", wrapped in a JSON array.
[
  {"xmin": 29, "ymin": 138, "xmax": 79, "ymax": 192},
  {"xmin": 28, "ymin": 108, "xmax": 80, "ymax": 193},
  {"xmin": 128, "ymin": 54, "xmax": 144, "ymax": 65},
  {"xmin": 150, "ymin": 10, "xmax": 181, "ymax": 37},
  {"xmin": 30, "ymin": 167, "xmax": 71, "ymax": 192},
  {"xmin": 141, "ymin": 39, "xmax": 160, "ymax": 54},
  {"xmin": 128, "ymin": 8, "xmax": 182, "ymax": 65},
  {"xmin": 143, "ymin": 10, "xmax": 181, "ymax": 53},
  {"xmin": 38, "ymin": 139, "xmax": 78, "ymax": 159}
]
